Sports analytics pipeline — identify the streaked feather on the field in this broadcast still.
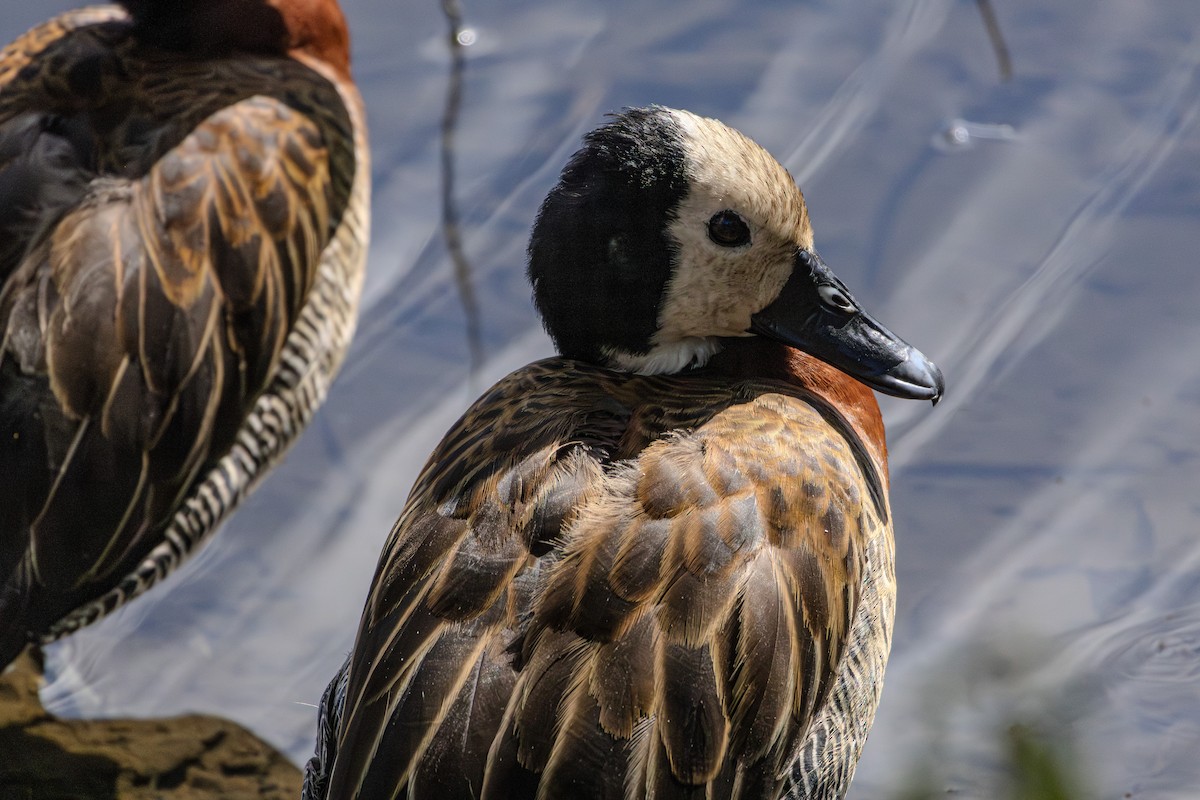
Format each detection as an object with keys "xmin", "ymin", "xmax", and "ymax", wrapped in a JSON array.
[
  {"xmin": 410, "ymin": 636, "xmax": 519, "ymax": 798},
  {"xmin": 654, "ymin": 641, "xmax": 728, "ymax": 784},
  {"xmin": 0, "ymin": 2, "xmax": 368, "ymax": 664}
]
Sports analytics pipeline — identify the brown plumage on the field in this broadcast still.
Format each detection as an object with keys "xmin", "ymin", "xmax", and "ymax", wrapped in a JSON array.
[
  {"xmin": 0, "ymin": 0, "xmax": 369, "ymax": 666},
  {"xmin": 306, "ymin": 107, "xmax": 940, "ymax": 800}
]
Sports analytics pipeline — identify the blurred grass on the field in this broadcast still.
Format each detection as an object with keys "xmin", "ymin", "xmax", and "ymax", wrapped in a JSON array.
[
  {"xmin": 881, "ymin": 634, "xmax": 1096, "ymax": 800},
  {"xmin": 890, "ymin": 721, "xmax": 1090, "ymax": 799},
  {"xmin": 1003, "ymin": 723, "xmax": 1089, "ymax": 800}
]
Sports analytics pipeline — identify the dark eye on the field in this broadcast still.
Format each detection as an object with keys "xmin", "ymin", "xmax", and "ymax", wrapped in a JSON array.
[{"xmin": 706, "ymin": 210, "xmax": 751, "ymax": 247}]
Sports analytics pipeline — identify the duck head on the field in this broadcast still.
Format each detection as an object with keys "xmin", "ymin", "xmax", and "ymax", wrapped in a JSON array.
[{"xmin": 528, "ymin": 106, "xmax": 943, "ymax": 403}]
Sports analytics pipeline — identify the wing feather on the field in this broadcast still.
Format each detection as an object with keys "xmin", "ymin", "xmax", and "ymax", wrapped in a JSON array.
[
  {"xmin": 537, "ymin": 655, "xmax": 628, "ymax": 800},
  {"xmin": 590, "ymin": 613, "xmax": 657, "ymax": 738},
  {"xmin": 607, "ymin": 514, "xmax": 670, "ymax": 604},
  {"xmin": 513, "ymin": 628, "xmax": 590, "ymax": 773},
  {"xmin": 427, "ymin": 495, "xmax": 529, "ymax": 618},
  {"xmin": 411, "ymin": 635, "xmax": 519, "ymax": 798},
  {"xmin": 320, "ymin": 369, "xmax": 885, "ymax": 800},
  {"xmin": 727, "ymin": 553, "xmax": 797, "ymax": 761},
  {"xmin": 654, "ymin": 641, "xmax": 728, "ymax": 784},
  {"xmin": 357, "ymin": 627, "xmax": 491, "ymax": 799}
]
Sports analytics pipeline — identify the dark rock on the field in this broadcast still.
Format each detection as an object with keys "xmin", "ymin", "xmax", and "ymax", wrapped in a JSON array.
[{"xmin": 0, "ymin": 650, "xmax": 302, "ymax": 799}]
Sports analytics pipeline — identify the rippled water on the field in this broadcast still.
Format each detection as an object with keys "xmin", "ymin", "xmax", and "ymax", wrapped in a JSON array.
[{"xmin": 6, "ymin": 0, "xmax": 1200, "ymax": 796}]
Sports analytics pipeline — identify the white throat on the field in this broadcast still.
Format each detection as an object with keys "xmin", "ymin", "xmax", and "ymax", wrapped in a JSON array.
[{"xmin": 602, "ymin": 337, "xmax": 724, "ymax": 375}]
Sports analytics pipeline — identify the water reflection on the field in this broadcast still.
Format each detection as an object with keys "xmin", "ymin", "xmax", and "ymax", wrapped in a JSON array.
[
  {"xmin": 4, "ymin": 1, "xmax": 1198, "ymax": 797},
  {"xmin": 440, "ymin": 0, "xmax": 484, "ymax": 375},
  {"xmin": 933, "ymin": 118, "xmax": 1019, "ymax": 151},
  {"xmin": 973, "ymin": 0, "xmax": 1012, "ymax": 83}
]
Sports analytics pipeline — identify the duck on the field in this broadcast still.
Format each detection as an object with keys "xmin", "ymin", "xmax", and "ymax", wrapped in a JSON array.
[
  {"xmin": 0, "ymin": 0, "xmax": 369, "ymax": 668},
  {"xmin": 304, "ymin": 106, "xmax": 941, "ymax": 800}
]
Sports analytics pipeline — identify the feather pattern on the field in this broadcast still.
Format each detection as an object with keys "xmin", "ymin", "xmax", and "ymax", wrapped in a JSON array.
[
  {"xmin": 311, "ymin": 358, "xmax": 892, "ymax": 800},
  {"xmin": 0, "ymin": 2, "xmax": 369, "ymax": 665}
]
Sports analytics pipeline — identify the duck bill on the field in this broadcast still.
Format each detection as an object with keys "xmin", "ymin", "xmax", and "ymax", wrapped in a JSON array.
[{"xmin": 749, "ymin": 251, "xmax": 945, "ymax": 403}]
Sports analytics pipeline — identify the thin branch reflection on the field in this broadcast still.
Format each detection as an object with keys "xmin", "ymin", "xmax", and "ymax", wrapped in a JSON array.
[
  {"xmin": 440, "ymin": 0, "xmax": 484, "ymax": 376},
  {"xmin": 975, "ymin": 0, "xmax": 1013, "ymax": 81}
]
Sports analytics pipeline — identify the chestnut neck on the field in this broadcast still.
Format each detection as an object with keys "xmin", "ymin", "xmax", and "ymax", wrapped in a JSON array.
[
  {"xmin": 122, "ymin": 0, "xmax": 352, "ymax": 80},
  {"xmin": 703, "ymin": 337, "xmax": 890, "ymax": 482}
]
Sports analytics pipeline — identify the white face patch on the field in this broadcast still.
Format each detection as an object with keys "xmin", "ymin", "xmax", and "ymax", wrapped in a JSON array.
[{"xmin": 645, "ymin": 109, "xmax": 814, "ymax": 358}]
